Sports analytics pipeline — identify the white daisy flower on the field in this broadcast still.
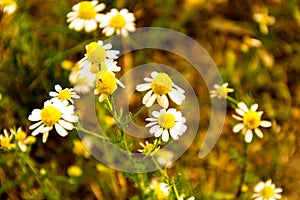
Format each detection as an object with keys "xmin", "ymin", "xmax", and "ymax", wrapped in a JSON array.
[
  {"xmin": 28, "ymin": 99, "xmax": 78, "ymax": 143},
  {"xmin": 148, "ymin": 178, "xmax": 170, "ymax": 200},
  {"xmin": 49, "ymin": 84, "xmax": 80, "ymax": 104},
  {"xmin": 66, "ymin": 1, "xmax": 105, "ymax": 33},
  {"xmin": 253, "ymin": 179, "xmax": 283, "ymax": 200},
  {"xmin": 78, "ymin": 40, "xmax": 119, "ymax": 75},
  {"xmin": 210, "ymin": 82, "xmax": 234, "ymax": 99},
  {"xmin": 0, "ymin": 0, "xmax": 17, "ymax": 15},
  {"xmin": 156, "ymin": 149, "xmax": 175, "ymax": 168},
  {"xmin": 232, "ymin": 102, "xmax": 272, "ymax": 143},
  {"xmin": 69, "ymin": 65, "xmax": 95, "ymax": 94},
  {"xmin": 146, "ymin": 108, "xmax": 187, "ymax": 142},
  {"xmin": 98, "ymin": 8, "xmax": 136, "ymax": 37},
  {"xmin": 136, "ymin": 71, "xmax": 185, "ymax": 109}
]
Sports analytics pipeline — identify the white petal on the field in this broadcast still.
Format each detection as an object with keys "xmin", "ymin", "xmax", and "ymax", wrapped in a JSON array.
[
  {"xmin": 29, "ymin": 121, "xmax": 43, "ymax": 130},
  {"xmin": 232, "ymin": 114, "xmax": 243, "ymax": 121},
  {"xmin": 254, "ymin": 128, "xmax": 264, "ymax": 138},
  {"xmin": 145, "ymin": 117, "xmax": 157, "ymax": 122},
  {"xmin": 245, "ymin": 129, "xmax": 253, "ymax": 143},
  {"xmin": 145, "ymin": 121, "xmax": 158, "ymax": 127},
  {"xmin": 58, "ymin": 120, "xmax": 74, "ymax": 130},
  {"xmin": 238, "ymin": 102, "xmax": 248, "ymax": 112},
  {"xmin": 154, "ymin": 128, "xmax": 163, "ymax": 137},
  {"xmin": 162, "ymin": 130, "xmax": 169, "ymax": 142},
  {"xmin": 233, "ymin": 123, "xmax": 244, "ymax": 133},
  {"xmin": 235, "ymin": 108, "xmax": 245, "ymax": 117},
  {"xmin": 145, "ymin": 93, "xmax": 157, "ymax": 107},
  {"xmin": 251, "ymin": 103, "xmax": 258, "ymax": 111},
  {"xmin": 84, "ymin": 20, "xmax": 97, "ymax": 32},
  {"xmin": 136, "ymin": 83, "xmax": 151, "ymax": 91},
  {"xmin": 142, "ymin": 90, "xmax": 153, "ymax": 104},
  {"xmin": 149, "ymin": 125, "xmax": 160, "ymax": 134},
  {"xmin": 42, "ymin": 132, "xmax": 49, "ymax": 143},
  {"xmin": 28, "ymin": 109, "xmax": 41, "ymax": 121},
  {"xmin": 170, "ymin": 129, "xmax": 179, "ymax": 140},
  {"xmin": 157, "ymin": 95, "xmax": 169, "ymax": 109},
  {"xmin": 260, "ymin": 120, "xmax": 272, "ymax": 127},
  {"xmin": 49, "ymin": 91, "xmax": 58, "ymax": 97},
  {"xmin": 55, "ymin": 84, "xmax": 62, "ymax": 92},
  {"xmin": 30, "ymin": 125, "xmax": 43, "ymax": 136},
  {"xmin": 152, "ymin": 110, "xmax": 161, "ymax": 118},
  {"xmin": 55, "ymin": 124, "xmax": 68, "ymax": 137}
]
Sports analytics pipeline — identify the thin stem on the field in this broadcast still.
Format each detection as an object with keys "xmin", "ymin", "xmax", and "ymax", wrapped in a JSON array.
[
  {"xmin": 235, "ymin": 142, "xmax": 249, "ymax": 198},
  {"xmin": 77, "ymin": 126, "xmax": 108, "ymax": 141},
  {"xmin": 150, "ymin": 155, "xmax": 181, "ymax": 199},
  {"xmin": 226, "ymin": 96, "xmax": 239, "ymax": 105},
  {"xmin": 125, "ymin": 106, "xmax": 147, "ymax": 126}
]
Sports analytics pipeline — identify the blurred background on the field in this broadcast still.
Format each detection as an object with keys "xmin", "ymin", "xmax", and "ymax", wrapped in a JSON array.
[{"xmin": 0, "ymin": 0, "xmax": 300, "ymax": 199}]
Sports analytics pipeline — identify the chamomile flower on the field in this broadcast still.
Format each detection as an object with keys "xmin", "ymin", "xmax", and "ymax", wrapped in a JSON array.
[
  {"xmin": 240, "ymin": 35, "xmax": 262, "ymax": 52},
  {"xmin": 156, "ymin": 149, "xmax": 175, "ymax": 168},
  {"xmin": 253, "ymin": 179, "xmax": 283, "ymax": 200},
  {"xmin": 69, "ymin": 64, "xmax": 95, "ymax": 94},
  {"xmin": 99, "ymin": 8, "xmax": 136, "ymax": 37},
  {"xmin": 232, "ymin": 102, "xmax": 272, "ymax": 143},
  {"xmin": 10, "ymin": 127, "xmax": 36, "ymax": 152},
  {"xmin": 66, "ymin": 1, "xmax": 105, "ymax": 33},
  {"xmin": 138, "ymin": 140, "xmax": 160, "ymax": 155},
  {"xmin": 148, "ymin": 178, "xmax": 170, "ymax": 200},
  {"xmin": 79, "ymin": 40, "xmax": 119, "ymax": 65},
  {"xmin": 253, "ymin": 8, "xmax": 275, "ymax": 35},
  {"xmin": 28, "ymin": 99, "xmax": 78, "ymax": 143},
  {"xmin": 0, "ymin": 0, "xmax": 17, "ymax": 15},
  {"xmin": 94, "ymin": 70, "xmax": 117, "ymax": 102},
  {"xmin": 0, "ymin": 129, "xmax": 15, "ymax": 150},
  {"xmin": 145, "ymin": 108, "xmax": 187, "ymax": 142},
  {"xmin": 210, "ymin": 82, "xmax": 234, "ymax": 99},
  {"xmin": 49, "ymin": 84, "xmax": 80, "ymax": 104},
  {"xmin": 136, "ymin": 71, "xmax": 185, "ymax": 109}
]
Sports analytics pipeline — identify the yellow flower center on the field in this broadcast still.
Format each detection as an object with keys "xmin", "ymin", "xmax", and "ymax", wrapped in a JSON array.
[
  {"xmin": 1, "ymin": 137, "xmax": 11, "ymax": 149},
  {"xmin": 78, "ymin": 1, "xmax": 97, "ymax": 20},
  {"xmin": 96, "ymin": 71, "xmax": 117, "ymax": 95},
  {"xmin": 15, "ymin": 129, "xmax": 26, "ymax": 142},
  {"xmin": 259, "ymin": 185, "xmax": 275, "ymax": 198},
  {"xmin": 158, "ymin": 113, "xmax": 175, "ymax": 130},
  {"xmin": 0, "ymin": 0, "xmax": 15, "ymax": 6},
  {"xmin": 109, "ymin": 14, "xmax": 126, "ymax": 28},
  {"xmin": 40, "ymin": 106, "xmax": 61, "ymax": 127},
  {"xmin": 151, "ymin": 73, "xmax": 173, "ymax": 95},
  {"xmin": 144, "ymin": 143, "xmax": 154, "ymax": 153},
  {"xmin": 58, "ymin": 89, "xmax": 72, "ymax": 100},
  {"xmin": 67, "ymin": 166, "xmax": 83, "ymax": 177},
  {"xmin": 243, "ymin": 111, "xmax": 261, "ymax": 130},
  {"xmin": 86, "ymin": 42, "xmax": 107, "ymax": 63}
]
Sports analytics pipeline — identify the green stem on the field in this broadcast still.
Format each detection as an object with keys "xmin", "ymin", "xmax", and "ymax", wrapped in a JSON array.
[
  {"xmin": 77, "ymin": 126, "xmax": 108, "ymax": 141},
  {"xmin": 226, "ymin": 96, "xmax": 239, "ymax": 105},
  {"xmin": 150, "ymin": 155, "xmax": 181, "ymax": 199},
  {"xmin": 235, "ymin": 142, "xmax": 249, "ymax": 198},
  {"xmin": 125, "ymin": 106, "xmax": 147, "ymax": 126}
]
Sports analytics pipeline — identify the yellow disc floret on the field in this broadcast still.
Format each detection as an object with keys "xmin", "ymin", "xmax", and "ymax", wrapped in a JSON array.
[
  {"xmin": 96, "ymin": 71, "xmax": 117, "ymax": 95},
  {"xmin": 78, "ymin": 1, "xmax": 97, "ymax": 19},
  {"xmin": 86, "ymin": 42, "xmax": 107, "ymax": 63},
  {"xmin": 243, "ymin": 111, "xmax": 261, "ymax": 130},
  {"xmin": 1, "ymin": 137, "xmax": 11, "ymax": 149},
  {"xmin": 58, "ymin": 89, "xmax": 72, "ymax": 100},
  {"xmin": 109, "ymin": 14, "xmax": 126, "ymax": 28},
  {"xmin": 151, "ymin": 73, "xmax": 173, "ymax": 95},
  {"xmin": 40, "ymin": 106, "xmax": 62, "ymax": 127},
  {"xmin": 259, "ymin": 185, "xmax": 275, "ymax": 199},
  {"xmin": 158, "ymin": 113, "xmax": 175, "ymax": 130},
  {"xmin": 14, "ymin": 128, "xmax": 26, "ymax": 142}
]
